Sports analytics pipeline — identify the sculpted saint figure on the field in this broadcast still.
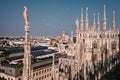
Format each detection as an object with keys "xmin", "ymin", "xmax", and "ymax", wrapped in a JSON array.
[
  {"xmin": 75, "ymin": 18, "xmax": 79, "ymax": 29},
  {"xmin": 23, "ymin": 6, "xmax": 29, "ymax": 26}
]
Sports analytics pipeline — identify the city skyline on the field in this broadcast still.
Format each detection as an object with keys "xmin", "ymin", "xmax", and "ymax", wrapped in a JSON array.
[{"xmin": 0, "ymin": 0, "xmax": 120, "ymax": 36}]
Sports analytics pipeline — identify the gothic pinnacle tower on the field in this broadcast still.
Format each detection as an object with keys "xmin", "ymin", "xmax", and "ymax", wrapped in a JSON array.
[
  {"xmin": 80, "ymin": 8, "xmax": 84, "ymax": 31},
  {"xmin": 97, "ymin": 13, "xmax": 100, "ymax": 32},
  {"xmin": 112, "ymin": 10, "xmax": 115, "ymax": 31},
  {"xmin": 23, "ymin": 6, "xmax": 32, "ymax": 80},
  {"xmin": 75, "ymin": 18, "xmax": 79, "ymax": 43},
  {"xmin": 103, "ymin": 5, "xmax": 107, "ymax": 31},
  {"xmin": 85, "ymin": 7, "xmax": 89, "ymax": 31},
  {"xmin": 93, "ymin": 13, "xmax": 96, "ymax": 31}
]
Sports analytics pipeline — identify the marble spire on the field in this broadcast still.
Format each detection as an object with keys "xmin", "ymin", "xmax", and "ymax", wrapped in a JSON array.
[
  {"xmin": 80, "ymin": 8, "xmax": 84, "ymax": 31},
  {"xmin": 103, "ymin": 5, "xmax": 107, "ymax": 31},
  {"xmin": 97, "ymin": 13, "xmax": 100, "ymax": 32},
  {"xmin": 23, "ymin": 6, "xmax": 32, "ymax": 80},
  {"xmin": 93, "ymin": 13, "xmax": 96, "ymax": 31},
  {"xmin": 75, "ymin": 18, "xmax": 79, "ymax": 43},
  {"xmin": 85, "ymin": 7, "xmax": 89, "ymax": 31},
  {"xmin": 75, "ymin": 18, "xmax": 79, "ymax": 33},
  {"xmin": 112, "ymin": 10, "xmax": 115, "ymax": 31}
]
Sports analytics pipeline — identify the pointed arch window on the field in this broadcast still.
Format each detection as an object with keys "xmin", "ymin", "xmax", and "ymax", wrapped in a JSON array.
[
  {"xmin": 111, "ymin": 41, "xmax": 116, "ymax": 50},
  {"xmin": 92, "ymin": 41, "xmax": 97, "ymax": 49}
]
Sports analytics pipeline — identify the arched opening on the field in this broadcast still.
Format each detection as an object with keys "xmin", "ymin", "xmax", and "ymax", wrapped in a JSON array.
[
  {"xmin": 92, "ymin": 41, "xmax": 98, "ymax": 60},
  {"xmin": 100, "ymin": 42, "xmax": 108, "ymax": 67},
  {"xmin": 92, "ymin": 41, "xmax": 97, "ymax": 49},
  {"xmin": 92, "ymin": 41, "xmax": 97, "ymax": 54},
  {"xmin": 111, "ymin": 41, "xmax": 116, "ymax": 55},
  {"xmin": 18, "ymin": 78, "xmax": 21, "ymax": 80}
]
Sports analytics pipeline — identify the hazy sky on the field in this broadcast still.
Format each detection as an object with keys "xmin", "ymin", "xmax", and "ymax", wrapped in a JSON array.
[{"xmin": 0, "ymin": 0, "xmax": 120, "ymax": 36}]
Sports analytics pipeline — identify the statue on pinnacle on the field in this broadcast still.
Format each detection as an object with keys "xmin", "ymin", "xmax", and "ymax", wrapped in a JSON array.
[
  {"xmin": 75, "ymin": 18, "xmax": 79, "ymax": 29},
  {"xmin": 23, "ymin": 6, "xmax": 30, "ymax": 26}
]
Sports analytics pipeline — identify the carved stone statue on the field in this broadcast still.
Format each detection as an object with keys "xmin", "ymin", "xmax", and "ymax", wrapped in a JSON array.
[
  {"xmin": 75, "ymin": 18, "xmax": 79, "ymax": 29},
  {"xmin": 23, "ymin": 6, "xmax": 29, "ymax": 26}
]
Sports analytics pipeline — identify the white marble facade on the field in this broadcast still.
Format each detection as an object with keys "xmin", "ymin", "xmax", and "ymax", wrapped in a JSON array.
[{"xmin": 74, "ymin": 5, "xmax": 119, "ymax": 66}]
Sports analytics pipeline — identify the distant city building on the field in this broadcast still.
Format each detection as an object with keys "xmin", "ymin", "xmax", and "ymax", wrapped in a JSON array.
[{"xmin": 0, "ymin": 46, "xmax": 64, "ymax": 80}]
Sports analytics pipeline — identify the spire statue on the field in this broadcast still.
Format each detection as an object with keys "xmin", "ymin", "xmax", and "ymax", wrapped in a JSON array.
[
  {"xmin": 23, "ymin": 6, "xmax": 30, "ymax": 26},
  {"xmin": 112, "ymin": 10, "xmax": 115, "ymax": 31},
  {"xmin": 80, "ymin": 8, "xmax": 84, "ymax": 31},
  {"xmin": 75, "ymin": 18, "xmax": 79, "ymax": 33},
  {"xmin": 103, "ymin": 5, "xmax": 107, "ymax": 31}
]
